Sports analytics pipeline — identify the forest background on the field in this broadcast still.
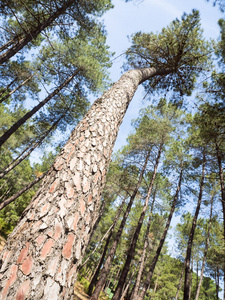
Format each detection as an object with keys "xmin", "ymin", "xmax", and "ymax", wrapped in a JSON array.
[{"xmin": 0, "ymin": 0, "xmax": 225, "ymax": 299}]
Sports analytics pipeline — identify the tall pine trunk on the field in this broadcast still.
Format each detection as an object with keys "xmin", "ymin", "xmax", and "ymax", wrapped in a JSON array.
[
  {"xmin": 183, "ymin": 150, "xmax": 206, "ymax": 300},
  {"xmin": 112, "ymin": 142, "xmax": 163, "ymax": 300},
  {"xmin": 195, "ymin": 193, "xmax": 213, "ymax": 300},
  {"xmin": 130, "ymin": 192, "xmax": 156, "ymax": 300},
  {"xmin": 215, "ymin": 141, "xmax": 225, "ymax": 300},
  {"xmin": 138, "ymin": 162, "xmax": 183, "ymax": 300},
  {"xmin": 87, "ymin": 197, "xmax": 126, "ymax": 295},
  {"xmin": 0, "ymin": 67, "xmax": 168, "ymax": 300},
  {"xmin": 90, "ymin": 150, "xmax": 150, "ymax": 300}
]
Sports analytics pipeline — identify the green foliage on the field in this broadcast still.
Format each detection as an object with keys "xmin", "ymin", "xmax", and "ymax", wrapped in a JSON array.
[{"xmin": 125, "ymin": 10, "xmax": 211, "ymax": 97}]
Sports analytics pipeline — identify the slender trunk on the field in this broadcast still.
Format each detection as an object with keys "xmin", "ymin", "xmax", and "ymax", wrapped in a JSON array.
[
  {"xmin": 0, "ymin": 67, "xmax": 172, "ymax": 300},
  {"xmin": 0, "ymin": 172, "xmax": 46, "ymax": 210},
  {"xmin": 175, "ymin": 264, "xmax": 185, "ymax": 300},
  {"xmin": 0, "ymin": 1, "xmax": 74, "ymax": 65},
  {"xmin": 87, "ymin": 231, "xmax": 112, "ymax": 296},
  {"xmin": 87, "ymin": 197, "xmax": 127, "ymax": 295},
  {"xmin": 0, "ymin": 113, "xmax": 64, "ymax": 179},
  {"xmin": 149, "ymin": 276, "xmax": 158, "ymax": 299},
  {"xmin": 0, "ymin": 73, "xmax": 35, "ymax": 104},
  {"xmin": 0, "ymin": 77, "xmax": 17, "ymax": 98},
  {"xmin": 0, "ymin": 36, "xmax": 22, "ymax": 53},
  {"xmin": 138, "ymin": 162, "xmax": 183, "ymax": 300},
  {"xmin": 0, "ymin": 71, "xmax": 79, "ymax": 147},
  {"xmin": 112, "ymin": 143, "xmax": 163, "ymax": 300},
  {"xmin": 216, "ymin": 267, "xmax": 219, "ymax": 300},
  {"xmin": 87, "ymin": 200, "xmax": 106, "ymax": 246},
  {"xmin": 195, "ymin": 194, "xmax": 213, "ymax": 300},
  {"xmin": 183, "ymin": 150, "xmax": 206, "ymax": 300},
  {"xmin": 90, "ymin": 150, "xmax": 150, "ymax": 300},
  {"xmin": 131, "ymin": 194, "xmax": 156, "ymax": 300},
  {"xmin": 121, "ymin": 268, "xmax": 136, "ymax": 300},
  {"xmin": 188, "ymin": 260, "xmax": 193, "ymax": 300},
  {"xmin": 215, "ymin": 142, "xmax": 225, "ymax": 300}
]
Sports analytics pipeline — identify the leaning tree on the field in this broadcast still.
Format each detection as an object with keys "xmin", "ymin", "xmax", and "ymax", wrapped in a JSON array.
[{"xmin": 0, "ymin": 10, "xmax": 211, "ymax": 300}]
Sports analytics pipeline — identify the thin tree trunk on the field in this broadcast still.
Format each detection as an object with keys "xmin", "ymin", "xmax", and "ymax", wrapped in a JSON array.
[
  {"xmin": 112, "ymin": 143, "xmax": 163, "ymax": 300},
  {"xmin": 215, "ymin": 142, "xmax": 225, "ymax": 300},
  {"xmin": 0, "ymin": 67, "xmax": 172, "ymax": 300},
  {"xmin": 216, "ymin": 267, "xmax": 219, "ymax": 300},
  {"xmin": 195, "ymin": 194, "xmax": 213, "ymax": 300},
  {"xmin": 90, "ymin": 150, "xmax": 151, "ymax": 300},
  {"xmin": 87, "ymin": 200, "xmax": 106, "ymax": 246},
  {"xmin": 183, "ymin": 150, "xmax": 206, "ymax": 300},
  {"xmin": 121, "ymin": 268, "xmax": 136, "ymax": 300},
  {"xmin": 87, "ymin": 231, "xmax": 113, "ymax": 296},
  {"xmin": 0, "ymin": 0, "xmax": 74, "ymax": 65},
  {"xmin": 175, "ymin": 263, "xmax": 185, "ymax": 300},
  {"xmin": 0, "ymin": 73, "xmax": 35, "ymax": 104},
  {"xmin": 0, "ymin": 172, "xmax": 47, "ymax": 210},
  {"xmin": 0, "ymin": 113, "xmax": 65, "ymax": 179},
  {"xmin": 0, "ymin": 77, "xmax": 17, "ymax": 98},
  {"xmin": 86, "ymin": 197, "xmax": 127, "ymax": 295},
  {"xmin": 188, "ymin": 259, "xmax": 193, "ymax": 300},
  {"xmin": 138, "ymin": 162, "xmax": 183, "ymax": 300},
  {"xmin": 0, "ymin": 70, "xmax": 79, "ymax": 147},
  {"xmin": 131, "ymin": 194, "xmax": 156, "ymax": 300}
]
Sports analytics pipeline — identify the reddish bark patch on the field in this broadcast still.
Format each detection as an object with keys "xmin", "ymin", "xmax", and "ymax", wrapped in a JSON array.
[
  {"xmin": 54, "ymin": 157, "xmax": 64, "ymax": 171},
  {"xmin": 79, "ymin": 199, "xmax": 85, "ymax": 215},
  {"xmin": 40, "ymin": 203, "xmax": 50, "ymax": 216},
  {"xmin": 15, "ymin": 280, "xmax": 30, "ymax": 300},
  {"xmin": 40, "ymin": 239, "xmax": 54, "ymax": 259},
  {"xmin": 17, "ymin": 242, "xmax": 30, "ymax": 264},
  {"xmin": 62, "ymin": 233, "xmax": 75, "ymax": 259},
  {"xmin": 88, "ymin": 194, "xmax": 92, "ymax": 204},
  {"xmin": 3, "ymin": 250, "xmax": 11, "ymax": 261},
  {"xmin": 66, "ymin": 146, "xmax": 75, "ymax": 163},
  {"xmin": 36, "ymin": 235, "xmax": 46, "ymax": 246},
  {"xmin": 49, "ymin": 179, "xmax": 60, "ymax": 193},
  {"xmin": 1, "ymin": 265, "xmax": 18, "ymax": 299},
  {"xmin": 20, "ymin": 256, "xmax": 33, "ymax": 275},
  {"xmin": 53, "ymin": 221, "xmax": 62, "ymax": 241},
  {"xmin": 79, "ymin": 135, "xmax": 84, "ymax": 142},
  {"xmin": 73, "ymin": 213, "xmax": 79, "ymax": 231},
  {"xmin": 65, "ymin": 183, "xmax": 74, "ymax": 198}
]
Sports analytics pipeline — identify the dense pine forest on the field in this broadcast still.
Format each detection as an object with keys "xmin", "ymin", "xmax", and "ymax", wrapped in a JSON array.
[{"xmin": 0, "ymin": 0, "xmax": 225, "ymax": 299}]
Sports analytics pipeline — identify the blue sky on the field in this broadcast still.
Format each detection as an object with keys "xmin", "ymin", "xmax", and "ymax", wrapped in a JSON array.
[
  {"xmin": 100, "ymin": 1, "xmax": 224, "ymax": 293},
  {"xmin": 100, "ymin": 0, "xmax": 224, "ymax": 152}
]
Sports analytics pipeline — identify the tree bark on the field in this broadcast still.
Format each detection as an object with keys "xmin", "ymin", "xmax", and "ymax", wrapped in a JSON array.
[
  {"xmin": 112, "ymin": 142, "xmax": 163, "ymax": 300},
  {"xmin": 0, "ymin": 70, "xmax": 79, "ymax": 147},
  {"xmin": 183, "ymin": 150, "xmax": 206, "ymax": 300},
  {"xmin": 90, "ymin": 150, "xmax": 150, "ymax": 300},
  {"xmin": 138, "ymin": 162, "xmax": 183, "ymax": 300},
  {"xmin": 0, "ymin": 67, "xmax": 169, "ymax": 300}
]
